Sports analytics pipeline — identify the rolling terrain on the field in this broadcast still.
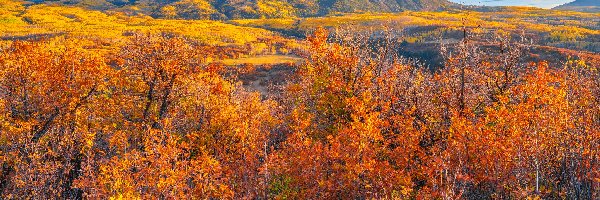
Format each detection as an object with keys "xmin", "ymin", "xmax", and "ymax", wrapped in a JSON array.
[
  {"xmin": 554, "ymin": 0, "xmax": 600, "ymax": 13},
  {"xmin": 231, "ymin": 7, "xmax": 600, "ymax": 67},
  {"xmin": 2, "ymin": 0, "xmax": 598, "ymax": 89},
  {"xmin": 29, "ymin": 0, "xmax": 453, "ymax": 19},
  {"xmin": 1, "ymin": 0, "xmax": 600, "ymax": 199}
]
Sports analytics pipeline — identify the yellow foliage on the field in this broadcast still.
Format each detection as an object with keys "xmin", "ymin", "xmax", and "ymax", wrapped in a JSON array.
[
  {"xmin": 232, "ymin": 10, "xmax": 599, "ymax": 44},
  {"xmin": 1, "ymin": 4, "xmax": 277, "ymax": 48},
  {"xmin": 220, "ymin": 55, "xmax": 302, "ymax": 65},
  {"xmin": 256, "ymin": 0, "xmax": 296, "ymax": 18}
]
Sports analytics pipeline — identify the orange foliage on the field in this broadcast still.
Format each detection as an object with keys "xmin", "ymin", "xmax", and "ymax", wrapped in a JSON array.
[{"xmin": 0, "ymin": 29, "xmax": 598, "ymax": 199}]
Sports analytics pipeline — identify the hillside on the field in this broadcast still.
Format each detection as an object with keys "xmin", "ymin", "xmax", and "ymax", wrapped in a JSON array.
[
  {"xmin": 0, "ymin": 1, "xmax": 294, "ymax": 52},
  {"xmin": 32, "ymin": 0, "xmax": 453, "ymax": 19},
  {"xmin": 553, "ymin": 0, "xmax": 600, "ymax": 12},
  {"xmin": 231, "ymin": 7, "xmax": 600, "ymax": 63},
  {"xmin": 2, "ymin": 0, "xmax": 600, "ymax": 199}
]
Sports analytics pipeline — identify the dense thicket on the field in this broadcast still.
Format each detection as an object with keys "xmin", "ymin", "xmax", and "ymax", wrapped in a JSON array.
[{"xmin": 0, "ymin": 30, "xmax": 598, "ymax": 199}]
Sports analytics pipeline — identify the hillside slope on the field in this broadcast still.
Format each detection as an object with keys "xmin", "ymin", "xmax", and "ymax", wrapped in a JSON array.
[
  {"xmin": 0, "ymin": 1, "xmax": 280, "ymax": 47},
  {"xmin": 30, "ymin": 0, "xmax": 453, "ymax": 19},
  {"xmin": 553, "ymin": 0, "xmax": 600, "ymax": 12}
]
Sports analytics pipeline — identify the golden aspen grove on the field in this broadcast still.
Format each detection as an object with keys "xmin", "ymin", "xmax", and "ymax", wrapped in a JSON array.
[{"xmin": 0, "ymin": 0, "xmax": 599, "ymax": 199}]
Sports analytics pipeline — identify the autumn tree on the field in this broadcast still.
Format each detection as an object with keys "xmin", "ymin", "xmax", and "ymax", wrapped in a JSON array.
[
  {"xmin": 0, "ymin": 40, "xmax": 112, "ymax": 199},
  {"xmin": 0, "ymin": 25, "xmax": 598, "ymax": 200},
  {"xmin": 268, "ymin": 28, "xmax": 429, "ymax": 199},
  {"xmin": 72, "ymin": 33, "xmax": 277, "ymax": 199},
  {"xmin": 271, "ymin": 27, "xmax": 599, "ymax": 199}
]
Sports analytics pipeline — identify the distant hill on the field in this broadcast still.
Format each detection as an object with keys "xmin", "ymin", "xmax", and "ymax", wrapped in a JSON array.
[
  {"xmin": 553, "ymin": 0, "xmax": 600, "ymax": 12},
  {"xmin": 317, "ymin": 0, "xmax": 452, "ymax": 13},
  {"xmin": 29, "ymin": 0, "xmax": 454, "ymax": 19}
]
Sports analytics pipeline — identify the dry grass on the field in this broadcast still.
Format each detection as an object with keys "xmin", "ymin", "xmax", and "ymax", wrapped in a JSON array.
[{"xmin": 219, "ymin": 55, "xmax": 303, "ymax": 66}]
